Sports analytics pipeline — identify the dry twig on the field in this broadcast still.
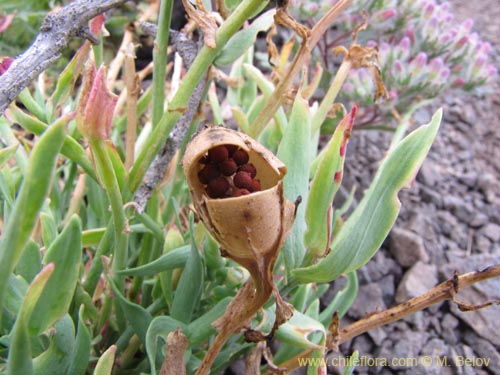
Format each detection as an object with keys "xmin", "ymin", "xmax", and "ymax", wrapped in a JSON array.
[
  {"xmin": 335, "ymin": 263, "xmax": 500, "ymax": 345},
  {"xmin": 0, "ymin": 0, "xmax": 127, "ymax": 114},
  {"xmin": 133, "ymin": 24, "xmax": 206, "ymax": 212}
]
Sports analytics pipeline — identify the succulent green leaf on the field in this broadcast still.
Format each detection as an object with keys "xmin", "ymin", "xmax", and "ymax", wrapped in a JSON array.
[
  {"xmin": 187, "ymin": 297, "xmax": 231, "ymax": 347},
  {"xmin": 93, "ymin": 345, "xmax": 116, "ymax": 375},
  {"xmin": 40, "ymin": 212, "xmax": 57, "ymax": 249},
  {"xmin": 319, "ymin": 271, "xmax": 358, "ymax": 326},
  {"xmin": 29, "ymin": 215, "xmax": 82, "ymax": 335},
  {"xmin": 0, "ymin": 144, "xmax": 18, "ymax": 168},
  {"xmin": 307, "ymin": 349, "xmax": 327, "ymax": 375},
  {"xmin": 7, "ymin": 264, "xmax": 55, "ymax": 375},
  {"xmin": 110, "ymin": 279, "xmax": 152, "ymax": 344},
  {"xmin": 32, "ymin": 315, "xmax": 75, "ymax": 375},
  {"xmin": 277, "ymin": 93, "xmax": 311, "ymax": 271},
  {"xmin": 0, "ymin": 120, "xmax": 66, "ymax": 323},
  {"xmin": 117, "ymin": 245, "xmax": 190, "ymax": 276},
  {"xmin": 275, "ymin": 310, "xmax": 326, "ymax": 349},
  {"xmin": 342, "ymin": 350, "xmax": 359, "ymax": 375},
  {"xmin": 214, "ymin": 9, "xmax": 275, "ymax": 66},
  {"xmin": 171, "ymin": 219, "xmax": 204, "ymax": 323},
  {"xmin": 304, "ymin": 108, "xmax": 356, "ymax": 256},
  {"xmin": 15, "ymin": 240, "xmax": 41, "ymax": 284},
  {"xmin": 6, "ymin": 105, "xmax": 97, "ymax": 181},
  {"xmin": 294, "ymin": 109, "xmax": 442, "ymax": 283},
  {"xmin": 67, "ymin": 306, "xmax": 92, "ymax": 375}
]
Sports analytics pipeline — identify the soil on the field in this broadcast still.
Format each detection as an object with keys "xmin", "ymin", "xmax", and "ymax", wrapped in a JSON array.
[{"xmin": 324, "ymin": 1, "xmax": 500, "ymax": 374}]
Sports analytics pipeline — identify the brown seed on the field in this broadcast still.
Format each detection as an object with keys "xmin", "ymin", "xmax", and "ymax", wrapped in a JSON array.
[
  {"xmin": 233, "ymin": 171, "xmax": 253, "ymax": 190},
  {"xmin": 238, "ymin": 163, "xmax": 257, "ymax": 178},
  {"xmin": 226, "ymin": 144, "xmax": 238, "ymax": 155},
  {"xmin": 232, "ymin": 188, "xmax": 251, "ymax": 197},
  {"xmin": 198, "ymin": 155, "xmax": 209, "ymax": 164},
  {"xmin": 207, "ymin": 176, "xmax": 230, "ymax": 198},
  {"xmin": 249, "ymin": 179, "xmax": 261, "ymax": 192},
  {"xmin": 232, "ymin": 149, "xmax": 249, "ymax": 165},
  {"xmin": 198, "ymin": 163, "xmax": 220, "ymax": 184},
  {"xmin": 219, "ymin": 158, "xmax": 238, "ymax": 176},
  {"xmin": 208, "ymin": 145, "xmax": 229, "ymax": 163}
]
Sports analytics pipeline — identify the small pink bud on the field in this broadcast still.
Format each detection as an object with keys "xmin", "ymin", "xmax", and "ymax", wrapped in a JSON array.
[
  {"xmin": 0, "ymin": 57, "xmax": 14, "ymax": 76},
  {"xmin": 0, "ymin": 13, "xmax": 15, "ymax": 33},
  {"xmin": 76, "ymin": 62, "xmax": 117, "ymax": 141}
]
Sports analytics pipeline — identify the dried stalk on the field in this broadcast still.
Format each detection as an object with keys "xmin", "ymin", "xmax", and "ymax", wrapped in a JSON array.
[
  {"xmin": 159, "ymin": 328, "xmax": 189, "ymax": 375},
  {"xmin": 249, "ymin": 0, "xmax": 353, "ymax": 136},
  {"xmin": 0, "ymin": 0, "xmax": 127, "ymax": 114},
  {"xmin": 266, "ymin": 264, "xmax": 500, "ymax": 374},
  {"xmin": 133, "ymin": 24, "xmax": 205, "ymax": 212},
  {"xmin": 335, "ymin": 263, "xmax": 500, "ymax": 345}
]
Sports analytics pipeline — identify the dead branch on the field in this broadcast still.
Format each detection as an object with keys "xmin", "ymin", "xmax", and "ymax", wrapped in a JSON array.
[
  {"xmin": 133, "ymin": 23, "xmax": 206, "ymax": 212},
  {"xmin": 336, "ymin": 263, "xmax": 500, "ymax": 345},
  {"xmin": 0, "ymin": 0, "xmax": 127, "ymax": 114},
  {"xmin": 159, "ymin": 328, "xmax": 189, "ymax": 375}
]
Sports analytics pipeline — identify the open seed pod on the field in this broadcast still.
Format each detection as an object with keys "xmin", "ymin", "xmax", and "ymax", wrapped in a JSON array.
[
  {"xmin": 183, "ymin": 126, "xmax": 296, "ymax": 375},
  {"xmin": 182, "ymin": 127, "xmax": 295, "ymax": 276}
]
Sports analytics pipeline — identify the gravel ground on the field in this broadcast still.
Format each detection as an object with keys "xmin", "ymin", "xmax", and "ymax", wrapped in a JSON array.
[{"xmin": 326, "ymin": 1, "xmax": 500, "ymax": 374}]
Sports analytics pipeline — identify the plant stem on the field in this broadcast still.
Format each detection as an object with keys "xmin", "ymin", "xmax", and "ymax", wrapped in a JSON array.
[
  {"xmin": 337, "ymin": 264, "xmax": 500, "ymax": 345},
  {"xmin": 89, "ymin": 140, "xmax": 128, "ymax": 290},
  {"xmin": 249, "ymin": 0, "xmax": 353, "ymax": 136},
  {"xmin": 152, "ymin": 0, "xmax": 174, "ymax": 127},
  {"xmin": 311, "ymin": 59, "xmax": 351, "ymax": 134},
  {"xmin": 128, "ymin": 0, "xmax": 268, "ymax": 193}
]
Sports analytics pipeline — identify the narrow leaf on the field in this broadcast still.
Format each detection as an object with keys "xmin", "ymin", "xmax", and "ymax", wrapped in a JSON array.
[
  {"xmin": 171, "ymin": 220, "xmax": 203, "ymax": 323},
  {"xmin": 67, "ymin": 306, "xmax": 92, "ymax": 375},
  {"xmin": 294, "ymin": 109, "xmax": 442, "ymax": 283},
  {"xmin": 7, "ymin": 264, "xmax": 55, "ymax": 375},
  {"xmin": 214, "ymin": 10, "xmax": 275, "ymax": 66},
  {"xmin": 33, "ymin": 315, "xmax": 75, "ymax": 375},
  {"xmin": 304, "ymin": 108, "xmax": 356, "ymax": 256},
  {"xmin": 93, "ymin": 345, "xmax": 116, "ymax": 375},
  {"xmin": 29, "ymin": 215, "xmax": 82, "ymax": 334},
  {"xmin": 110, "ymin": 279, "xmax": 152, "ymax": 344},
  {"xmin": 0, "ymin": 120, "xmax": 66, "ymax": 321},
  {"xmin": 0, "ymin": 144, "xmax": 18, "ymax": 168},
  {"xmin": 277, "ymin": 93, "xmax": 311, "ymax": 271},
  {"xmin": 116, "ymin": 245, "xmax": 190, "ymax": 276}
]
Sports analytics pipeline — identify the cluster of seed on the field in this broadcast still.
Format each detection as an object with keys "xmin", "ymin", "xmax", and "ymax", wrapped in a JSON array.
[{"xmin": 197, "ymin": 145, "xmax": 261, "ymax": 198}]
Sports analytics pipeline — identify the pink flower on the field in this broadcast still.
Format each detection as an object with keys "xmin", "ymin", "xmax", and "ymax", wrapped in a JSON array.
[{"xmin": 76, "ymin": 62, "xmax": 117, "ymax": 141}]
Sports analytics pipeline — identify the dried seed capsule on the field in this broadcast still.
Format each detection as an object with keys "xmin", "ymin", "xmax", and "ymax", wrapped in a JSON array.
[
  {"xmin": 220, "ymin": 158, "xmax": 238, "ymax": 176},
  {"xmin": 232, "ymin": 149, "xmax": 249, "ymax": 165},
  {"xmin": 233, "ymin": 171, "xmax": 253, "ymax": 190},
  {"xmin": 232, "ymin": 188, "xmax": 251, "ymax": 197},
  {"xmin": 207, "ymin": 176, "xmax": 230, "ymax": 198},
  {"xmin": 198, "ymin": 163, "xmax": 220, "ymax": 184},
  {"xmin": 208, "ymin": 145, "xmax": 229, "ymax": 163},
  {"xmin": 238, "ymin": 163, "xmax": 257, "ymax": 178}
]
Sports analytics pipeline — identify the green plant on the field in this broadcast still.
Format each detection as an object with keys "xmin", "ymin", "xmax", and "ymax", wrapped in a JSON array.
[{"xmin": 0, "ymin": 1, "xmax": 498, "ymax": 374}]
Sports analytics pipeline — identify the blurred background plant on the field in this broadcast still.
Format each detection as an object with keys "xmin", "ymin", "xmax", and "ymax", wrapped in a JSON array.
[
  {"xmin": 0, "ymin": 0, "xmax": 497, "ymax": 374},
  {"xmin": 289, "ymin": 0, "xmax": 496, "ymax": 131}
]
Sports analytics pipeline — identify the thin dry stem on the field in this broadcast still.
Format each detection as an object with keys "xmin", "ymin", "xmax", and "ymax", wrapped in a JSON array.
[
  {"xmin": 159, "ymin": 328, "xmax": 189, "ymax": 375},
  {"xmin": 107, "ymin": 1, "xmax": 159, "ymax": 88},
  {"xmin": 195, "ymin": 280, "xmax": 272, "ymax": 375},
  {"xmin": 336, "ymin": 264, "xmax": 500, "ymax": 344},
  {"xmin": 249, "ymin": 0, "xmax": 353, "ymax": 136},
  {"xmin": 0, "ymin": 0, "xmax": 127, "ymax": 113}
]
